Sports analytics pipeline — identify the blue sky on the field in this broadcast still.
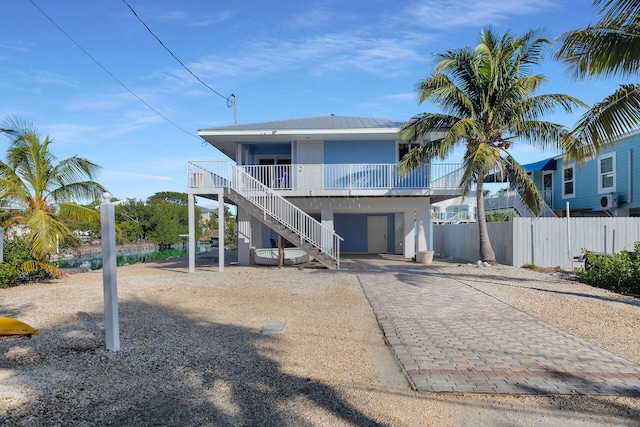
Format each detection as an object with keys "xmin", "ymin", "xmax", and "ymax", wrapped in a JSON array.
[{"xmin": 0, "ymin": 0, "xmax": 626, "ymax": 200}]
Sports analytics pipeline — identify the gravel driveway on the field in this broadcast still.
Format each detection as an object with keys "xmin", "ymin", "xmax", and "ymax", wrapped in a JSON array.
[{"xmin": 1, "ymin": 254, "xmax": 639, "ymax": 426}]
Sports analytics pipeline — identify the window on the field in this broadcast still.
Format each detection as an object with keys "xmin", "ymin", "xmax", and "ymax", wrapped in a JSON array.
[
  {"xmin": 598, "ymin": 153, "xmax": 616, "ymax": 194},
  {"xmin": 562, "ymin": 164, "xmax": 575, "ymax": 198}
]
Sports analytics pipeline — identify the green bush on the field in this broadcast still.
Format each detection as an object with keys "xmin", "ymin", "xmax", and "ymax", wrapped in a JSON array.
[
  {"xmin": 0, "ymin": 236, "xmax": 51, "ymax": 288},
  {"xmin": 575, "ymin": 242, "xmax": 640, "ymax": 294}
]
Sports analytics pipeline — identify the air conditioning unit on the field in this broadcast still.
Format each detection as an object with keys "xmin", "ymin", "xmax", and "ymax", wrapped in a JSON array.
[{"xmin": 600, "ymin": 194, "xmax": 618, "ymax": 209}]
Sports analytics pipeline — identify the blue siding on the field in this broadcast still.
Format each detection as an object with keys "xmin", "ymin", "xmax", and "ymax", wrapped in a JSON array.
[
  {"xmin": 539, "ymin": 133, "xmax": 640, "ymax": 212},
  {"xmin": 334, "ymin": 213, "xmax": 395, "ymax": 253},
  {"xmin": 324, "ymin": 140, "xmax": 396, "ymax": 164}
]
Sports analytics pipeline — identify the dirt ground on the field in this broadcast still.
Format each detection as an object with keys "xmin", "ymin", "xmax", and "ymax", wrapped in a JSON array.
[{"xmin": 1, "ymin": 254, "xmax": 639, "ymax": 426}]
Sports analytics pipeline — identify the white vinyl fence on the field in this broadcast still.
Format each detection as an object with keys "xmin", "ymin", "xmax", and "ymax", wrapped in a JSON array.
[{"xmin": 434, "ymin": 217, "xmax": 640, "ymax": 269}]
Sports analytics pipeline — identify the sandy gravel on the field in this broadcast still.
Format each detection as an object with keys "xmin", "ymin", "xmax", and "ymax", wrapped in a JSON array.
[{"xmin": 1, "ymin": 253, "xmax": 640, "ymax": 426}]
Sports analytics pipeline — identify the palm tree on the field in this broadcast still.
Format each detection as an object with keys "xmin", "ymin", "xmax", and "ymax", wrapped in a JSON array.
[
  {"xmin": 0, "ymin": 117, "xmax": 107, "ymax": 276},
  {"xmin": 400, "ymin": 28, "xmax": 587, "ymax": 263},
  {"xmin": 556, "ymin": 0, "xmax": 640, "ymax": 159}
]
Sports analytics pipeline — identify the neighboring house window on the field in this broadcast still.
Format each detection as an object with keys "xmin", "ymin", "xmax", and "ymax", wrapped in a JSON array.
[
  {"xmin": 598, "ymin": 153, "xmax": 616, "ymax": 194},
  {"xmin": 562, "ymin": 164, "xmax": 575, "ymax": 198}
]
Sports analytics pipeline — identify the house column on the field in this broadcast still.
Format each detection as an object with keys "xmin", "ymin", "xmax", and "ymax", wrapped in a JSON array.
[
  {"xmin": 237, "ymin": 206, "xmax": 252, "ymax": 265},
  {"xmin": 321, "ymin": 206, "xmax": 334, "ymax": 253},
  {"xmin": 188, "ymin": 193, "xmax": 196, "ymax": 273},
  {"xmin": 403, "ymin": 210, "xmax": 415, "ymax": 259},
  {"xmin": 394, "ymin": 213, "xmax": 403, "ymax": 255},
  {"xmin": 416, "ymin": 203, "xmax": 431, "ymax": 252}
]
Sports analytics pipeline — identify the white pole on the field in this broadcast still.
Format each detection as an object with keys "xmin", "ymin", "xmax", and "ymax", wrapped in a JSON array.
[
  {"xmin": 218, "ymin": 192, "xmax": 225, "ymax": 272},
  {"xmin": 566, "ymin": 201, "xmax": 572, "ymax": 263},
  {"xmin": 100, "ymin": 193, "xmax": 120, "ymax": 351},
  {"xmin": 188, "ymin": 193, "xmax": 195, "ymax": 273}
]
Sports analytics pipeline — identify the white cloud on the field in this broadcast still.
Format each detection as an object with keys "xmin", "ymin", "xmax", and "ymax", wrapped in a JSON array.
[
  {"xmin": 105, "ymin": 170, "xmax": 173, "ymax": 181},
  {"xmin": 193, "ymin": 31, "xmax": 428, "ymax": 79},
  {"xmin": 406, "ymin": 0, "xmax": 557, "ymax": 29}
]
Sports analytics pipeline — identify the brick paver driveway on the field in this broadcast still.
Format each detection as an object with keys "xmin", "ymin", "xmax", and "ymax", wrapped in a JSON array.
[{"xmin": 353, "ymin": 257, "xmax": 640, "ymax": 395}]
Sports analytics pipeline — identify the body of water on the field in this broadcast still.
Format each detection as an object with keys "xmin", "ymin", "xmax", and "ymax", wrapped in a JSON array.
[{"xmin": 58, "ymin": 247, "xmax": 191, "ymax": 270}]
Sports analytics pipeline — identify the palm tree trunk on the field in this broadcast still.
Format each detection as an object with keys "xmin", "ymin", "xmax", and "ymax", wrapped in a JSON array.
[{"xmin": 476, "ymin": 180, "xmax": 497, "ymax": 264}]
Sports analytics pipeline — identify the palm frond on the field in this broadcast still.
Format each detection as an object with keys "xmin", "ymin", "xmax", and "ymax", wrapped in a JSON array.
[
  {"xmin": 25, "ymin": 208, "xmax": 74, "ymax": 261},
  {"xmin": 459, "ymin": 143, "xmax": 500, "ymax": 193},
  {"xmin": 503, "ymin": 157, "xmax": 543, "ymax": 216},
  {"xmin": 597, "ymin": 0, "xmax": 640, "ymax": 27},
  {"xmin": 567, "ymin": 84, "xmax": 640, "ymax": 157},
  {"xmin": 21, "ymin": 260, "xmax": 64, "ymax": 278},
  {"xmin": 58, "ymin": 202, "xmax": 101, "ymax": 223}
]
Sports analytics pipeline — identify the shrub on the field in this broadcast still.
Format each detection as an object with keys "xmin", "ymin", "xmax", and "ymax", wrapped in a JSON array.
[
  {"xmin": 575, "ymin": 242, "xmax": 640, "ymax": 295},
  {"xmin": 0, "ymin": 236, "xmax": 52, "ymax": 288}
]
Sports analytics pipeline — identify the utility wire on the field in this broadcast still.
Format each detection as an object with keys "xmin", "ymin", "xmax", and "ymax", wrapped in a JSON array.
[
  {"xmin": 121, "ymin": 0, "xmax": 235, "ymax": 107},
  {"xmin": 27, "ymin": 0, "xmax": 202, "ymax": 140}
]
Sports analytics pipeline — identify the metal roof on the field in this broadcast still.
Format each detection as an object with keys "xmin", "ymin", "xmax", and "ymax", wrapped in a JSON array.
[
  {"xmin": 198, "ymin": 115, "xmax": 407, "ymax": 159},
  {"xmin": 199, "ymin": 115, "xmax": 405, "ymax": 132}
]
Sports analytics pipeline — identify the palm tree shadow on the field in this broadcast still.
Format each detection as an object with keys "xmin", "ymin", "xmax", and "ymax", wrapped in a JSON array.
[{"xmin": 0, "ymin": 299, "xmax": 387, "ymax": 426}]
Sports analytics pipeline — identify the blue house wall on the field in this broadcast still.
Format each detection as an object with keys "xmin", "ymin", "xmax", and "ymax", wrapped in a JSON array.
[
  {"xmin": 324, "ymin": 140, "xmax": 396, "ymax": 164},
  {"xmin": 334, "ymin": 214, "xmax": 395, "ymax": 253},
  {"xmin": 262, "ymin": 213, "xmax": 395, "ymax": 253},
  {"xmin": 530, "ymin": 132, "xmax": 640, "ymax": 214}
]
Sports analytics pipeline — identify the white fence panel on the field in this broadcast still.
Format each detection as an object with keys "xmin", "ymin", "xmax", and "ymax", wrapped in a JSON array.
[{"xmin": 434, "ymin": 217, "xmax": 640, "ymax": 269}]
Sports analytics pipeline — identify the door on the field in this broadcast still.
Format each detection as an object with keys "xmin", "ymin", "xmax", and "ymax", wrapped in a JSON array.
[
  {"xmin": 297, "ymin": 141, "xmax": 323, "ymax": 190},
  {"xmin": 368, "ymin": 216, "xmax": 387, "ymax": 253},
  {"xmin": 543, "ymin": 171, "xmax": 553, "ymax": 207}
]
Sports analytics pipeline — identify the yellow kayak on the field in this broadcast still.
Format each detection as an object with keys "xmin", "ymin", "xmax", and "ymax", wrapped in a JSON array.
[{"xmin": 0, "ymin": 316, "xmax": 40, "ymax": 336}]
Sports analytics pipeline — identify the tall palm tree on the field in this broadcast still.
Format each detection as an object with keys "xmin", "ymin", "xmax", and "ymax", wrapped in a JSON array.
[
  {"xmin": 556, "ymin": 0, "xmax": 640, "ymax": 159},
  {"xmin": 400, "ymin": 28, "xmax": 587, "ymax": 263},
  {"xmin": 0, "ymin": 117, "xmax": 106, "ymax": 276}
]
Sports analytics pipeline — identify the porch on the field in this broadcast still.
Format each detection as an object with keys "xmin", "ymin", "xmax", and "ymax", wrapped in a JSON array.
[{"xmin": 188, "ymin": 161, "xmax": 464, "ymax": 197}]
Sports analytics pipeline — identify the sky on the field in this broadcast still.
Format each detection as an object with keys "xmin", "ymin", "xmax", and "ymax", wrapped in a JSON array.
[{"xmin": 0, "ymin": 0, "xmax": 630, "ymax": 201}]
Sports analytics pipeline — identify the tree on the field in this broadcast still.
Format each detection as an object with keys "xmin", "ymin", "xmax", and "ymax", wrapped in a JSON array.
[
  {"xmin": 556, "ymin": 0, "xmax": 640, "ymax": 159},
  {"xmin": 203, "ymin": 205, "xmax": 237, "ymax": 248},
  {"xmin": 146, "ymin": 192, "xmax": 199, "ymax": 247},
  {"xmin": 400, "ymin": 28, "xmax": 586, "ymax": 263},
  {"xmin": 115, "ymin": 199, "xmax": 152, "ymax": 243},
  {"xmin": 0, "ymin": 117, "xmax": 106, "ymax": 276}
]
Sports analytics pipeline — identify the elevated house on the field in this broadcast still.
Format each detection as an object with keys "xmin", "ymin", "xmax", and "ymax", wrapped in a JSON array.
[
  {"xmin": 186, "ymin": 115, "xmax": 465, "ymax": 270},
  {"xmin": 525, "ymin": 130, "xmax": 640, "ymax": 217}
]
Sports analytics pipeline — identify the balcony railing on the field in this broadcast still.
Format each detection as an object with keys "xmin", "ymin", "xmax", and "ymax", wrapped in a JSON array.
[{"xmin": 188, "ymin": 161, "xmax": 464, "ymax": 192}]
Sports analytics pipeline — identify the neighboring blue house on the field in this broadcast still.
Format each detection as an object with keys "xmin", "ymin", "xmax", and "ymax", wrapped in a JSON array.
[
  {"xmin": 187, "ymin": 115, "xmax": 464, "ymax": 269},
  {"xmin": 526, "ymin": 130, "xmax": 640, "ymax": 217}
]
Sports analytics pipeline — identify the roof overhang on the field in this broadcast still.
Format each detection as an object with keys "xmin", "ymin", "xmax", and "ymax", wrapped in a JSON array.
[
  {"xmin": 198, "ymin": 128, "xmax": 407, "ymax": 159},
  {"xmin": 523, "ymin": 158, "xmax": 557, "ymax": 172}
]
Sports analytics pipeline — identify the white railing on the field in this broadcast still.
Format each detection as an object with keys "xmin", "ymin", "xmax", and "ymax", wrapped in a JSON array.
[
  {"xmin": 484, "ymin": 190, "xmax": 557, "ymax": 218},
  {"xmin": 240, "ymin": 165, "xmax": 292, "ymax": 190},
  {"xmin": 433, "ymin": 211, "xmax": 477, "ymax": 224},
  {"xmin": 322, "ymin": 163, "xmax": 464, "ymax": 190},
  {"xmin": 192, "ymin": 162, "xmax": 464, "ymax": 191},
  {"xmin": 187, "ymin": 161, "xmax": 343, "ymax": 268}
]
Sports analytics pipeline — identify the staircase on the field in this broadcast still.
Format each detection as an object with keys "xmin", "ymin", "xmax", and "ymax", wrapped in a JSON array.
[{"xmin": 190, "ymin": 161, "xmax": 342, "ymax": 269}]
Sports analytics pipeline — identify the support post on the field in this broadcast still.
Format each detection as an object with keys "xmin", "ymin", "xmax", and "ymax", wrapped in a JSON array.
[
  {"xmin": 188, "ymin": 193, "xmax": 195, "ymax": 273},
  {"xmin": 218, "ymin": 192, "xmax": 225, "ymax": 272},
  {"xmin": 100, "ymin": 193, "xmax": 120, "ymax": 351}
]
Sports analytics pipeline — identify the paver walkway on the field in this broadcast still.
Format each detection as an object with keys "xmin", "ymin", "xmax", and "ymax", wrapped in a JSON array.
[{"xmin": 353, "ymin": 257, "xmax": 640, "ymax": 395}]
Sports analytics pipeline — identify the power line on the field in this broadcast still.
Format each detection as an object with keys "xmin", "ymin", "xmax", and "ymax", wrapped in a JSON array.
[
  {"xmin": 121, "ymin": 0, "xmax": 235, "ymax": 108},
  {"xmin": 27, "ymin": 0, "xmax": 202, "ymax": 140}
]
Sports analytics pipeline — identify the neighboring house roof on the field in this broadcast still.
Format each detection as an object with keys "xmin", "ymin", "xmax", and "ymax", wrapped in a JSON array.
[
  {"xmin": 523, "ymin": 157, "xmax": 557, "ymax": 172},
  {"xmin": 198, "ymin": 115, "xmax": 443, "ymax": 159}
]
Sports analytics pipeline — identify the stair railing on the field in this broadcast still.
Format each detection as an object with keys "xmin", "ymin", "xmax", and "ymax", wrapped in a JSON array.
[{"xmin": 189, "ymin": 161, "xmax": 343, "ymax": 268}]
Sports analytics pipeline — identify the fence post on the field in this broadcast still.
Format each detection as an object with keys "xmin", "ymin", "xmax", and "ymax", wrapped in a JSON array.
[{"xmin": 100, "ymin": 192, "xmax": 120, "ymax": 351}]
